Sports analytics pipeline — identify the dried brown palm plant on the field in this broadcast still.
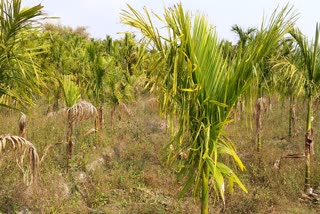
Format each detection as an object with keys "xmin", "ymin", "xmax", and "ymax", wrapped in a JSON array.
[
  {"xmin": 0, "ymin": 134, "xmax": 39, "ymax": 185},
  {"xmin": 60, "ymin": 76, "xmax": 98, "ymax": 172},
  {"xmin": 66, "ymin": 100, "xmax": 98, "ymax": 172},
  {"xmin": 67, "ymin": 100, "xmax": 98, "ymax": 124}
]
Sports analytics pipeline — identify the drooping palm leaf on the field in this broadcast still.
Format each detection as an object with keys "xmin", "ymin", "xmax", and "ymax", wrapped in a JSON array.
[
  {"xmin": 279, "ymin": 23, "xmax": 320, "ymax": 192},
  {"xmin": 0, "ymin": 0, "xmax": 46, "ymax": 109},
  {"xmin": 121, "ymin": 3, "xmax": 296, "ymax": 213},
  {"xmin": 0, "ymin": 134, "xmax": 39, "ymax": 185},
  {"xmin": 68, "ymin": 100, "xmax": 97, "ymax": 124}
]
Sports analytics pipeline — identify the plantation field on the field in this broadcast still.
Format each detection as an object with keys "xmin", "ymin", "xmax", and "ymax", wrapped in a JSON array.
[
  {"xmin": 0, "ymin": 95, "xmax": 320, "ymax": 213},
  {"xmin": 2, "ymin": 0, "xmax": 320, "ymax": 213}
]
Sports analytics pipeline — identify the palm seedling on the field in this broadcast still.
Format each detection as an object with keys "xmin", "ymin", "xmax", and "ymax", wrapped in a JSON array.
[
  {"xmin": 0, "ymin": 134, "xmax": 39, "ymax": 185},
  {"xmin": 60, "ymin": 75, "xmax": 98, "ymax": 172},
  {"xmin": 121, "ymin": 3, "xmax": 295, "ymax": 213}
]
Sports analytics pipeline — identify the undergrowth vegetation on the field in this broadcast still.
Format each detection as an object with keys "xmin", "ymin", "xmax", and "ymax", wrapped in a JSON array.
[
  {"xmin": 0, "ymin": 95, "xmax": 320, "ymax": 213},
  {"xmin": 2, "ymin": 1, "xmax": 320, "ymax": 213}
]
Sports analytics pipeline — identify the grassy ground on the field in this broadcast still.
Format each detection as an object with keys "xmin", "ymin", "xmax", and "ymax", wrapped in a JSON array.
[{"xmin": 0, "ymin": 95, "xmax": 320, "ymax": 213}]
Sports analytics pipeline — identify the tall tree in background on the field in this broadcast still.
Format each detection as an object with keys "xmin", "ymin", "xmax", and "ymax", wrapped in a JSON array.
[
  {"xmin": 39, "ymin": 24, "xmax": 89, "ymax": 111},
  {"xmin": 118, "ymin": 32, "xmax": 138, "ymax": 75},
  {"xmin": 85, "ymin": 40, "xmax": 108, "ymax": 130},
  {"xmin": 274, "ymin": 24, "xmax": 320, "ymax": 193},
  {"xmin": 271, "ymin": 38, "xmax": 305, "ymax": 138},
  {"xmin": 231, "ymin": 24, "xmax": 256, "ymax": 50}
]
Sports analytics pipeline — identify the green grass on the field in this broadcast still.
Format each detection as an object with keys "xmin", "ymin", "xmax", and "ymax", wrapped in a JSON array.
[{"xmin": 0, "ymin": 95, "xmax": 320, "ymax": 213}]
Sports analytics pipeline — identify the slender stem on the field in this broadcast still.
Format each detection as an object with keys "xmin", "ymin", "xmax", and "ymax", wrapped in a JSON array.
[
  {"xmin": 305, "ymin": 95, "xmax": 312, "ymax": 192},
  {"xmin": 257, "ymin": 133, "xmax": 262, "ymax": 152},
  {"xmin": 66, "ymin": 110, "xmax": 73, "ymax": 173},
  {"xmin": 289, "ymin": 96, "xmax": 293, "ymax": 138},
  {"xmin": 98, "ymin": 105, "xmax": 103, "ymax": 130},
  {"xmin": 201, "ymin": 166, "xmax": 209, "ymax": 214},
  {"xmin": 306, "ymin": 95, "xmax": 312, "ymax": 131},
  {"xmin": 255, "ymin": 98, "xmax": 262, "ymax": 152}
]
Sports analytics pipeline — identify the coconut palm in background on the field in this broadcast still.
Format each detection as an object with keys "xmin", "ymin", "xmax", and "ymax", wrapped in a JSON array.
[
  {"xmin": 231, "ymin": 24, "xmax": 257, "ymax": 51},
  {"xmin": 121, "ymin": 3, "xmax": 295, "ymax": 213},
  {"xmin": 106, "ymin": 62, "xmax": 134, "ymax": 129}
]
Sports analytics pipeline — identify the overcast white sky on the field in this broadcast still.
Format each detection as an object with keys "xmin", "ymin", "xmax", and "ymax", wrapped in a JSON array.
[{"xmin": 22, "ymin": 0, "xmax": 320, "ymax": 42}]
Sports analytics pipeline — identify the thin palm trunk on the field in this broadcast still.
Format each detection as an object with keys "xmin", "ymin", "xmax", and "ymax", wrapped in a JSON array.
[
  {"xmin": 110, "ymin": 105, "xmax": 116, "ymax": 130},
  {"xmin": 201, "ymin": 166, "xmax": 209, "ymax": 214},
  {"xmin": 98, "ymin": 105, "xmax": 104, "ymax": 130},
  {"xmin": 66, "ymin": 110, "xmax": 73, "ymax": 173},
  {"xmin": 305, "ymin": 95, "xmax": 313, "ymax": 192},
  {"xmin": 53, "ymin": 89, "xmax": 60, "ymax": 112},
  {"xmin": 289, "ymin": 95, "xmax": 297, "ymax": 138},
  {"xmin": 255, "ymin": 98, "xmax": 263, "ymax": 152},
  {"xmin": 240, "ymin": 98, "xmax": 245, "ymax": 120},
  {"xmin": 255, "ymin": 82, "xmax": 264, "ymax": 153}
]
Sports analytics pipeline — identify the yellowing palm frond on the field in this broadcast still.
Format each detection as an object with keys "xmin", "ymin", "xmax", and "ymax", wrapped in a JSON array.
[
  {"xmin": 60, "ymin": 75, "xmax": 81, "ymax": 108},
  {"xmin": 121, "ymin": 3, "xmax": 296, "ymax": 212}
]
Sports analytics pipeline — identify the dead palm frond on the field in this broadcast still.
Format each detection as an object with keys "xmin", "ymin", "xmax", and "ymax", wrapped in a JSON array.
[
  {"xmin": 67, "ymin": 100, "xmax": 98, "ymax": 124},
  {"xmin": 0, "ymin": 134, "xmax": 39, "ymax": 185}
]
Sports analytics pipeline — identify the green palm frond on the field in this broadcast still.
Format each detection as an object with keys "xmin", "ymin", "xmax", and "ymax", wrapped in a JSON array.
[
  {"xmin": 121, "ymin": 3, "xmax": 296, "ymax": 212},
  {"xmin": 290, "ymin": 24, "xmax": 320, "ymax": 86},
  {"xmin": 271, "ymin": 56, "xmax": 306, "ymax": 97},
  {"xmin": 286, "ymin": 23, "xmax": 320, "ymax": 192},
  {"xmin": 59, "ymin": 75, "xmax": 81, "ymax": 108},
  {"xmin": 85, "ymin": 41, "xmax": 109, "ymax": 104},
  {"xmin": 0, "ymin": 0, "xmax": 46, "ymax": 109}
]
